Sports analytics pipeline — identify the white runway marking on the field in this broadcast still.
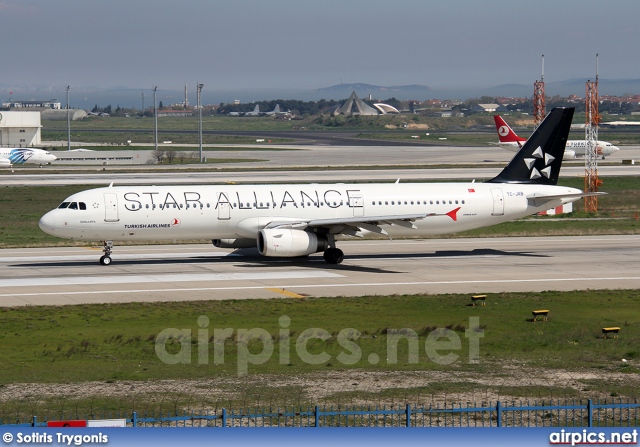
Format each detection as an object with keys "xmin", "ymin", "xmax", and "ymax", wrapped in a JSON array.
[
  {"xmin": 0, "ymin": 252, "xmax": 233, "ymax": 263},
  {"xmin": 0, "ymin": 271, "xmax": 343, "ymax": 288},
  {"xmin": 1, "ymin": 276, "xmax": 639, "ymax": 298}
]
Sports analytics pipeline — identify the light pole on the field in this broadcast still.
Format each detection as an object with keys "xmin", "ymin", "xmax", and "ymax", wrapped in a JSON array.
[
  {"xmin": 66, "ymin": 85, "xmax": 71, "ymax": 151},
  {"xmin": 197, "ymin": 82, "xmax": 204, "ymax": 162},
  {"xmin": 153, "ymin": 86, "xmax": 158, "ymax": 152}
]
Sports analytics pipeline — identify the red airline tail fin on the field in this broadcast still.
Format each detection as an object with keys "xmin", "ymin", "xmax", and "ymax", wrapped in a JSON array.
[{"xmin": 494, "ymin": 115, "xmax": 527, "ymax": 143}]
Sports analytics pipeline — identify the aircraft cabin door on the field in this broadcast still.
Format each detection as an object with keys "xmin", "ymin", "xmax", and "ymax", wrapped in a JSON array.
[
  {"xmin": 104, "ymin": 193, "xmax": 119, "ymax": 222},
  {"xmin": 351, "ymin": 194, "xmax": 364, "ymax": 217},
  {"xmin": 218, "ymin": 202, "xmax": 231, "ymax": 220},
  {"xmin": 490, "ymin": 188, "xmax": 504, "ymax": 216}
]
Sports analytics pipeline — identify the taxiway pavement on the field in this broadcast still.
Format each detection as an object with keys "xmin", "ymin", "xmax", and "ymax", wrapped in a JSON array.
[{"xmin": 1, "ymin": 235, "xmax": 639, "ymax": 306}]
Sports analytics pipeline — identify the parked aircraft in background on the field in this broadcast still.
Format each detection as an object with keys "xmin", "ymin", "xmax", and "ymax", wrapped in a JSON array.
[
  {"xmin": 0, "ymin": 147, "xmax": 57, "ymax": 168},
  {"xmin": 40, "ymin": 108, "xmax": 598, "ymax": 266},
  {"xmin": 493, "ymin": 115, "xmax": 620, "ymax": 159},
  {"xmin": 228, "ymin": 105, "xmax": 261, "ymax": 117},
  {"xmin": 243, "ymin": 105, "xmax": 261, "ymax": 117},
  {"xmin": 265, "ymin": 104, "xmax": 292, "ymax": 118}
]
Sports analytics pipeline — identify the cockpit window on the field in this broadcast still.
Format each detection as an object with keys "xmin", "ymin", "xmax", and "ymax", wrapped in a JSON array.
[
  {"xmin": 79, "ymin": 202, "xmax": 87, "ymax": 210},
  {"xmin": 68, "ymin": 202, "xmax": 78, "ymax": 210},
  {"xmin": 58, "ymin": 202, "xmax": 70, "ymax": 209}
]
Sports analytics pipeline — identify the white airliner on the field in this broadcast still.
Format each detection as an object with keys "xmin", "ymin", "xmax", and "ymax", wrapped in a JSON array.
[
  {"xmin": 40, "ymin": 108, "xmax": 597, "ymax": 266},
  {"xmin": 0, "ymin": 147, "xmax": 57, "ymax": 168},
  {"xmin": 493, "ymin": 115, "xmax": 620, "ymax": 159}
]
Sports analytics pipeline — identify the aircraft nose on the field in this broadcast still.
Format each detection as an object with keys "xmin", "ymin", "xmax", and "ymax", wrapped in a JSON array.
[{"xmin": 39, "ymin": 211, "xmax": 57, "ymax": 235}]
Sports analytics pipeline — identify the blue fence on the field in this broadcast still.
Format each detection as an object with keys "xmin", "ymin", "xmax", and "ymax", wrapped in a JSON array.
[{"xmin": 3, "ymin": 399, "xmax": 640, "ymax": 428}]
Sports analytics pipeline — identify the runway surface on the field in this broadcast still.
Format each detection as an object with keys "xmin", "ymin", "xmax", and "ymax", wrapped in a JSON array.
[
  {"xmin": 3, "ymin": 144, "xmax": 639, "ymax": 186},
  {"xmin": 2, "ymin": 235, "xmax": 639, "ymax": 307}
]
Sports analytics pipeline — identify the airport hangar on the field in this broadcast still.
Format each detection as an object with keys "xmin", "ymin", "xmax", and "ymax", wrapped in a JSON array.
[{"xmin": 0, "ymin": 111, "xmax": 42, "ymax": 147}]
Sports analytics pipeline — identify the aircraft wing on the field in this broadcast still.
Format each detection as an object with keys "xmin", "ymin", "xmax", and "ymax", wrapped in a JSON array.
[
  {"xmin": 264, "ymin": 208, "xmax": 461, "ymax": 237},
  {"xmin": 527, "ymin": 192, "xmax": 606, "ymax": 207}
]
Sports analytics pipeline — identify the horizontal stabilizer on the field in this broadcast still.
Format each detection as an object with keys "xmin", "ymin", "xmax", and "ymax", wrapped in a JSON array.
[{"xmin": 527, "ymin": 191, "xmax": 607, "ymax": 207}]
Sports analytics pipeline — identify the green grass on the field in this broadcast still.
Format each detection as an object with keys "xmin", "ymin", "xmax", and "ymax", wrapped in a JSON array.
[
  {"xmin": 41, "ymin": 114, "xmax": 640, "ymax": 145},
  {"xmin": 1, "ymin": 291, "xmax": 639, "ymax": 420},
  {"xmin": 1, "ymin": 290, "xmax": 639, "ymax": 383}
]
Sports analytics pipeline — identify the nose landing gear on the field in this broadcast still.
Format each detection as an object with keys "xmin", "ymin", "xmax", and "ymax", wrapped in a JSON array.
[{"xmin": 100, "ymin": 241, "xmax": 113, "ymax": 265}]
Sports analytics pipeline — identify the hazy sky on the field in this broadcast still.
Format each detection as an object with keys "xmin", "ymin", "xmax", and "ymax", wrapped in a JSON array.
[{"xmin": 1, "ymin": 0, "xmax": 639, "ymax": 92}]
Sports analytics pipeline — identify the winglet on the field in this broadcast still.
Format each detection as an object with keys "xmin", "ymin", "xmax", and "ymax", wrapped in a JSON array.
[{"xmin": 446, "ymin": 207, "xmax": 461, "ymax": 221}]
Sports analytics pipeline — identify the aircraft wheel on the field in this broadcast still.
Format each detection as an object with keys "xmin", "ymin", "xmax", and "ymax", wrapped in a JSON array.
[
  {"xmin": 323, "ymin": 248, "xmax": 344, "ymax": 264},
  {"xmin": 99, "ymin": 255, "xmax": 112, "ymax": 266}
]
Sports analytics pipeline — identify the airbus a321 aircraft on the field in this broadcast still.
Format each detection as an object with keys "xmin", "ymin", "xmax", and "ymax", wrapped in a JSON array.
[
  {"xmin": 40, "ymin": 107, "xmax": 596, "ymax": 265},
  {"xmin": 0, "ymin": 147, "xmax": 57, "ymax": 168},
  {"xmin": 494, "ymin": 115, "xmax": 620, "ymax": 159}
]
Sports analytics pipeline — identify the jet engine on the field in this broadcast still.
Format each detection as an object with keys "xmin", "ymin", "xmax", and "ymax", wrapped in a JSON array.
[
  {"xmin": 212, "ymin": 238, "xmax": 256, "ymax": 249},
  {"xmin": 258, "ymin": 229, "xmax": 328, "ymax": 257},
  {"xmin": 0, "ymin": 159, "xmax": 11, "ymax": 167},
  {"xmin": 564, "ymin": 149, "xmax": 576, "ymax": 160}
]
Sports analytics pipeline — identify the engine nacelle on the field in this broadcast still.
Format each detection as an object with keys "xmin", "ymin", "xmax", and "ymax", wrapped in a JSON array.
[
  {"xmin": 258, "ymin": 229, "xmax": 328, "ymax": 257},
  {"xmin": 0, "ymin": 158, "xmax": 11, "ymax": 167},
  {"xmin": 212, "ymin": 238, "xmax": 256, "ymax": 249},
  {"xmin": 564, "ymin": 150, "xmax": 576, "ymax": 160}
]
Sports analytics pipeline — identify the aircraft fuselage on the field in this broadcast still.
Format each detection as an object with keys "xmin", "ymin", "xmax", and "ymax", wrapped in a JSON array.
[{"xmin": 39, "ymin": 182, "xmax": 581, "ymax": 242}]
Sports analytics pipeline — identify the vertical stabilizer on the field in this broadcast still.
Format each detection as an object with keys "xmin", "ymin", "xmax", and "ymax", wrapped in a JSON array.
[
  {"xmin": 494, "ymin": 115, "xmax": 527, "ymax": 143},
  {"xmin": 488, "ymin": 108, "xmax": 574, "ymax": 185}
]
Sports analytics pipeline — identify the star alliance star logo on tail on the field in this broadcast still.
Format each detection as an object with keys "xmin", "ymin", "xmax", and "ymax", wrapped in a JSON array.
[{"xmin": 524, "ymin": 146, "xmax": 555, "ymax": 180}]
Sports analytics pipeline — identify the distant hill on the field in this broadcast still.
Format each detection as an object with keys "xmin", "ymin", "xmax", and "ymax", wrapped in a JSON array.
[
  {"xmin": 479, "ymin": 78, "xmax": 640, "ymax": 98},
  {"xmin": 2, "ymin": 79, "xmax": 640, "ymax": 109},
  {"xmin": 312, "ymin": 83, "xmax": 432, "ymax": 100}
]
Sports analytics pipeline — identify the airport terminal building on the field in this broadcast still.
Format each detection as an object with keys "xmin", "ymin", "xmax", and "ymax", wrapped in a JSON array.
[{"xmin": 0, "ymin": 111, "xmax": 41, "ymax": 147}]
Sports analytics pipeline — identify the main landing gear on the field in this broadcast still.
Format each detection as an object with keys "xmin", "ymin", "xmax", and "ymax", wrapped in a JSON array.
[
  {"xmin": 322, "ymin": 234, "xmax": 344, "ymax": 264},
  {"xmin": 100, "ymin": 241, "xmax": 113, "ymax": 265},
  {"xmin": 323, "ymin": 248, "xmax": 344, "ymax": 264}
]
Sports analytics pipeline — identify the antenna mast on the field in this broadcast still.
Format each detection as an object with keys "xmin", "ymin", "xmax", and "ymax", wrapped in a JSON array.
[
  {"xmin": 533, "ymin": 54, "xmax": 546, "ymax": 130},
  {"xmin": 584, "ymin": 54, "xmax": 600, "ymax": 213}
]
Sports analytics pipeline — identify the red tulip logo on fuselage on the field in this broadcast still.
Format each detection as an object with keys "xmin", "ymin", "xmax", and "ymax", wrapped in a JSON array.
[{"xmin": 172, "ymin": 218, "xmax": 181, "ymax": 227}]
